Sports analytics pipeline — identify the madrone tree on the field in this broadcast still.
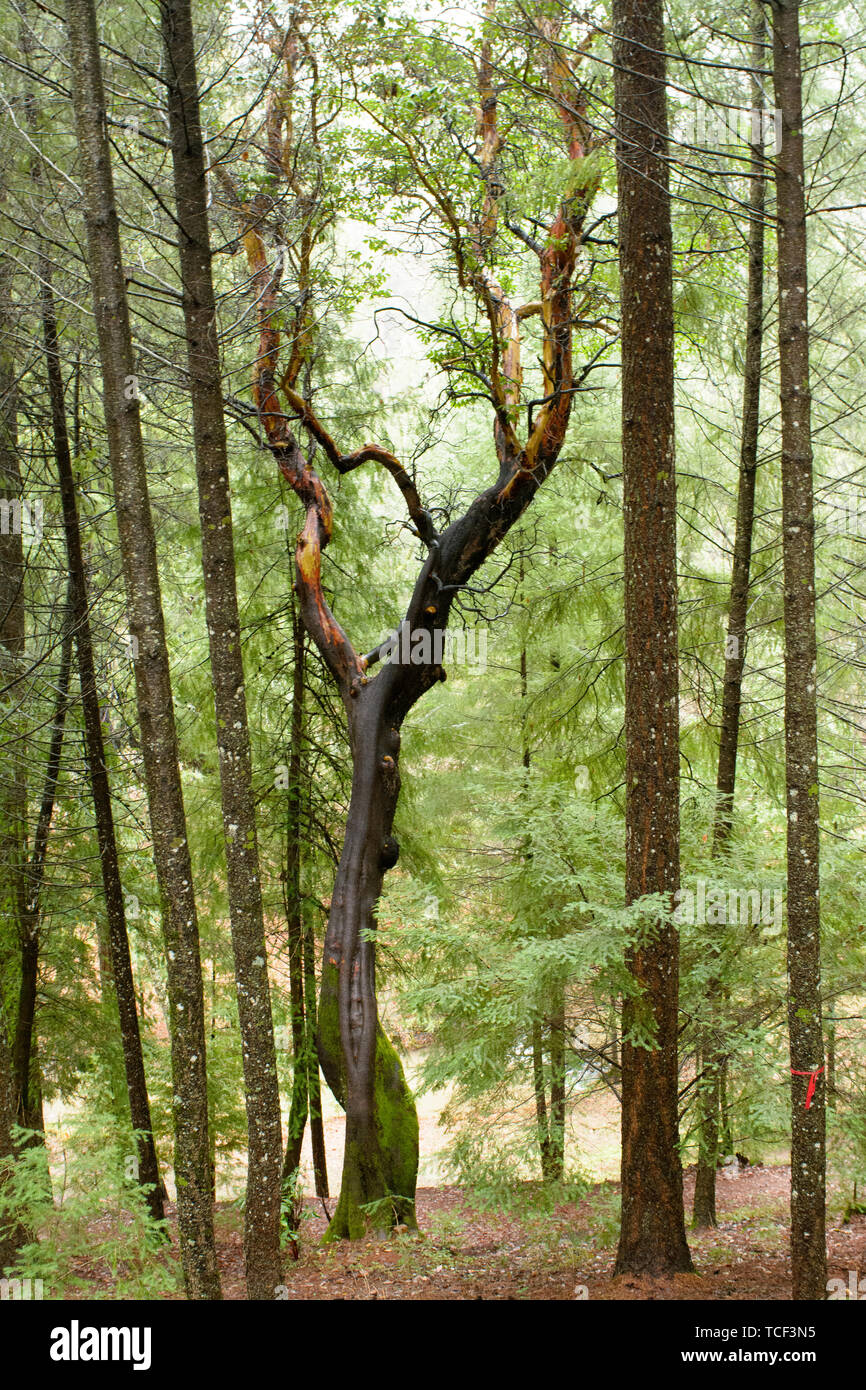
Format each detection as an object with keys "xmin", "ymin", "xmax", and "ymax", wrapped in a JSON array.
[{"xmin": 229, "ymin": 3, "xmax": 604, "ymax": 1237}]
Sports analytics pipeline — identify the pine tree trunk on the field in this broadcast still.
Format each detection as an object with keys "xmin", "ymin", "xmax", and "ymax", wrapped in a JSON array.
[
  {"xmin": 66, "ymin": 0, "xmax": 220, "ymax": 1299},
  {"xmin": 770, "ymin": 0, "xmax": 826, "ymax": 1301},
  {"xmin": 693, "ymin": 2, "xmax": 768, "ymax": 1230},
  {"xmin": 159, "ymin": 0, "xmax": 283, "ymax": 1299},
  {"xmin": 612, "ymin": 0, "xmax": 693, "ymax": 1276}
]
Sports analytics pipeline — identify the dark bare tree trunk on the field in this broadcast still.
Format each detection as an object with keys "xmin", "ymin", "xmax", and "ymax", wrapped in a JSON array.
[
  {"xmin": 770, "ymin": 0, "xmax": 826, "ymax": 1301},
  {"xmin": 66, "ymin": 0, "xmax": 220, "ymax": 1299},
  {"xmin": 0, "ymin": 251, "xmax": 27, "ymax": 983},
  {"xmin": 548, "ymin": 990, "xmax": 566, "ymax": 1181},
  {"xmin": 159, "ymin": 0, "xmax": 283, "ymax": 1299},
  {"xmin": 713, "ymin": 13, "xmax": 767, "ymax": 855},
  {"xmin": 283, "ymin": 603, "xmax": 307, "ymax": 1184},
  {"xmin": 0, "ymin": 252, "xmax": 28, "ymax": 1147},
  {"xmin": 612, "ymin": 0, "xmax": 693, "ymax": 1276},
  {"xmin": 532, "ymin": 1019, "xmax": 554, "ymax": 1181},
  {"xmin": 693, "ymin": 3, "xmax": 768, "ymax": 1230},
  {"xmin": 277, "ymin": 563, "xmax": 328, "ymax": 1202},
  {"xmin": 304, "ymin": 914, "xmax": 328, "ymax": 1200},
  {"xmin": 520, "ymin": 602, "xmax": 566, "ymax": 1182},
  {"xmin": 693, "ymin": 1046, "xmax": 722, "ymax": 1229},
  {"xmin": 13, "ymin": 588, "xmax": 73, "ymax": 1130},
  {"xmin": 0, "ymin": 300, "xmax": 26, "ymax": 1251},
  {"xmin": 521, "ymin": 629, "xmax": 561, "ymax": 1182}
]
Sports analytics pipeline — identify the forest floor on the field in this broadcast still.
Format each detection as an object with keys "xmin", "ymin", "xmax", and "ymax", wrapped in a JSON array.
[{"xmin": 202, "ymin": 1164, "xmax": 865, "ymax": 1300}]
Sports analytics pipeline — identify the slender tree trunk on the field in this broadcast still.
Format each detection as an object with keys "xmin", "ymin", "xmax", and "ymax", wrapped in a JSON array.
[
  {"xmin": 612, "ymin": 0, "xmax": 693, "ymax": 1276},
  {"xmin": 532, "ymin": 1020, "xmax": 553, "ymax": 1181},
  {"xmin": 280, "ymin": 577, "xmax": 328, "ymax": 1200},
  {"xmin": 13, "ymin": 590, "xmax": 73, "ymax": 1128},
  {"xmin": 0, "ymin": 998, "xmax": 27, "ymax": 1272},
  {"xmin": 692, "ymin": 1046, "xmax": 722, "ymax": 1228},
  {"xmin": 37, "ymin": 238, "xmax": 164, "ymax": 1223},
  {"xmin": 770, "ymin": 0, "xmax": 826, "ymax": 1301},
  {"xmin": 713, "ymin": 12, "xmax": 767, "ymax": 855},
  {"xmin": 159, "ymin": 0, "xmax": 283, "ymax": 1299},
  {"xmin": 520, "ymin": 605, "xmax": 564, "ymax": 1182},
  {"xmin": 283, "ymin": 602, "xmax": 308, "ymax": 1183},
  {"xmin": 719, "ymin": 1066, "xmax": 734, "ymax": 1155},
  {"xmin": 0, "ymin": 253, "xmax": 28, "ymax": 1123},
  {"xmin": 694, "ymin": 3, "xmax": 768, "ymax": 1230},
  {"xmin": 304, "ymin": 916, "xmax": 328, "ymax": 1200},
  {"xmin": 521, "ymin": 632, "xmax": 553, "ymax": 1181},
  {"xmin": 66, "ymin": 0, "xmax": 220, "ymax": 1299},
  {"xmin": 548, "ymin": 992, "xmax": 566, "ymax": 1182}
]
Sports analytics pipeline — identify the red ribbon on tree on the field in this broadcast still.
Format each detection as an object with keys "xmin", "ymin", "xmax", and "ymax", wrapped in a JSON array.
[{"xmin": 790, "ymin": 1064, "xmax": 825, "ymax": 1110}]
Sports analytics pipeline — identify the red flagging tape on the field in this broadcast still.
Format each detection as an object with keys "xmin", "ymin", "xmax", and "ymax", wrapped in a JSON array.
[{"xmin": 790, "ymin": 1064, "xmax": 825, "ymax": 1110}]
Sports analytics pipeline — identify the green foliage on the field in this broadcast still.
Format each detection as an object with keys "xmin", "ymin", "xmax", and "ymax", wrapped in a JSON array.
[{"xmin": 0, "ymin": 1119, "xmax": 179, "ymax": 1299}]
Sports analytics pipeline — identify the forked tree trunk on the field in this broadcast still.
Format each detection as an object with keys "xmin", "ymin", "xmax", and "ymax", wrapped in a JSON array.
[
  {"xmin": 160, "ymin": 0, "xmax": 283, "ymax": 1298},
  {"xmin": 612, "ymin": 0, "xmax": 693, "ymax": 1276},
  {"xmin": 770, "ymin": 0, "xmax": 826, "ymax": 1301},
  {"xmin": 694, "ymin": 3, "xmax": 768, "ymax": 1230},
  {"xmin": 66, "ymin": 0, "xmax": 220, "ymax": 1299}
]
